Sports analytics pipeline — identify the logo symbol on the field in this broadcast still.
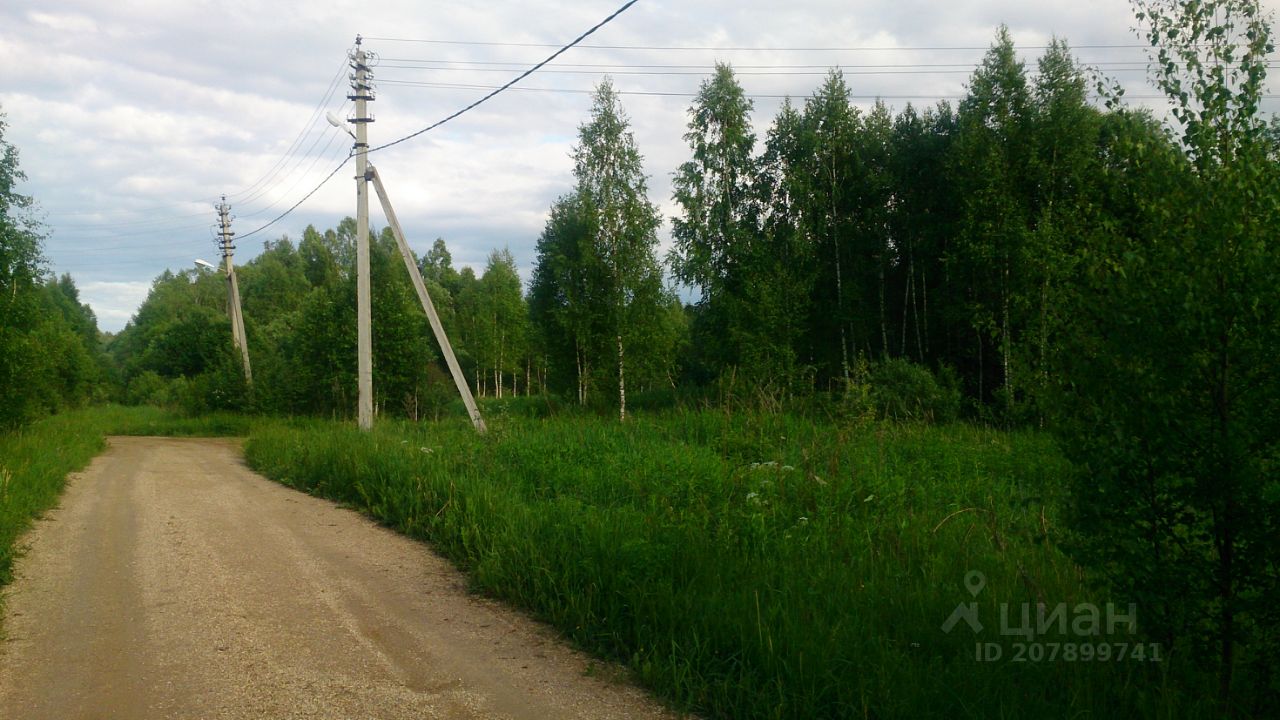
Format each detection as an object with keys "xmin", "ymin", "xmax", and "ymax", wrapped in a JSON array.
[{"xmin": 942, "ymin": 570, "xmax": 986, "ymax": 634}]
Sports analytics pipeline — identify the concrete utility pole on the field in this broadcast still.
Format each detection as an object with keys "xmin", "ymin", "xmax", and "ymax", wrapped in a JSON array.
[
  {"xmin": 369, "ymin": 165, "xmax": 487, "ymax": 433},
  {"xmin": 350, "ymin": 36, "xmax": 375, "ymax": 430},
  {"xmin": 216, "ymin": 197, "xmax": 252, "ymax": 384}
]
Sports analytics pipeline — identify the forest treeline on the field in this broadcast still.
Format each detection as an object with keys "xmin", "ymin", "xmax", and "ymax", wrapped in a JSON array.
[
  {"xmin": 0, "ymin": 115, "xmax": 108, "ymax": 429},
  {"xmin": 97, "ymin": 28, "xmax": 1277, "ymax": 426}
]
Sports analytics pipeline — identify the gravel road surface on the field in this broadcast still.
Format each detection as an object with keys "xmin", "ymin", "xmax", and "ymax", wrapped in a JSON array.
[{"xmin": 0, "ymin": 436, "xmax": 680, "ymax": 719}]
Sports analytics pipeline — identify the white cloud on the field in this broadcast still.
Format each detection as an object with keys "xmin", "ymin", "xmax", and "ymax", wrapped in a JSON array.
[
  {"xmin": 26, "ymin": 10, "xmax": 98, "ymax": 35},
  {"xmin": 77, "ymin": 280, "xmax": 153, "ymax": 329}
]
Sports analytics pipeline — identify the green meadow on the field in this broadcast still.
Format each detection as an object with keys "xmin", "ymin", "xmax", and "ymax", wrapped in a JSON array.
[{"xmin": 244, "ymin": 407, "xmax": 1212, "ymax": 719}]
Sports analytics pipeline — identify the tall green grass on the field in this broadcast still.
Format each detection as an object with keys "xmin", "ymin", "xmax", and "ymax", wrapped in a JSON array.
[
  {"xmin": 245, "ymin": 411, "xmax": 1216, "ymax": 719},
  {"xmin": 0, "ymin": 411, "xmax": 105, "ymax": 586}
]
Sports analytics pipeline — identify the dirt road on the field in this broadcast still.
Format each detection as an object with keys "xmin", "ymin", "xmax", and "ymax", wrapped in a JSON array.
[{"xmin": 0, "ymin": 437, "xmax": 680, "ymax": 719}]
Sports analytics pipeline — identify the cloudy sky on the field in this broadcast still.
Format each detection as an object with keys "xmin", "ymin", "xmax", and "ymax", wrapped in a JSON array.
[{"xmin": 3, "ymin": 0, "xmax": 1277, "ymax": 331}]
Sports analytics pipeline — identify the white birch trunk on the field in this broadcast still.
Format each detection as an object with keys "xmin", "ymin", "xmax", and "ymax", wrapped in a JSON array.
[{"xmin": 617, "ymin": 333, "xmax": 627, "ymax": 422}]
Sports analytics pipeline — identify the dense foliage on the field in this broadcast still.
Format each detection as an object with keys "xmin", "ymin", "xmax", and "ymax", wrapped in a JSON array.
[
  {"xmin": 531, "ymin": 81, "xmax": 683, "ymax": 415},
  {"xmin": 1051, "ymin": 0, "xmax": 1280, "ymax": 707},
  {"xmin": 0, "ymin": 110, "xmax": 109, "ymax": 428}
]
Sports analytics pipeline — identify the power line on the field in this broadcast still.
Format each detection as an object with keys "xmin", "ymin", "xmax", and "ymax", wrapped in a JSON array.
[
  {"xmin": 45, "ymin": 62, "xmax": 352, "ymax": 231},
  {"xmin": 225, "ymin": 57, "xmax": 351, "ymax": 203},
  {"xmin": 379, "ymin": 58, "xmax": 1159, "ymax": 70},
  {"xmin": 376, "ymin": 59, "xmax": 1280, "ymax": 73},
  {"xmin": 236, "ymin": 154, "xmax": 352, "ymax": 242},
  {"xmin": 363, "ymin": 37, "xmax": 1161, "ymax": 52},
  {"xmin": 368, "ymin": 0, "xmax": 641, "ymax": 154},
  {"xmin": 375, "ymin": 77, "xmax": 1280, "ymax": 102},
  {"xmin": 235, "ymin": 108, "xmax": 352, "ymax": 215},
  {"xmin": 374, "ymin": 78, "xmax": 960, "ymax": 99},
  {"xmin": 223, "ymin": 0, "xmax": 644, "ymax": 243},
  {"xmin": 49, "ymin": 209, "xmax": 217, "ymax": 231},
  {"xmin": 57, "ymin": 107, "xmax": 352, "ymax": 239},
  {"xmin": 376, "ymin": 65, "xmax": 970, "ymax": 76},
  {"xmin": 48, "ymin": 223, "xmax": 226, "ymax": 251},
  {"xmin": 378, "ymin": 65, "xmax": 1238, "ymax": 77}
]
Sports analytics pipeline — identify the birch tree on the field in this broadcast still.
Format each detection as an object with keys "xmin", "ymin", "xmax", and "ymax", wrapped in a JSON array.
[
  {"xmin": 950, "ymin": 26, "xmax": 1034, "ymax": 411},
  {"xmin": 670, "ymin": 63, "xmax": 756, "ymax": 374},
  {"xmin": 572, "ymin": 80, "xmax": 665, "ymax": 420},
  {"xmin": 800, "ymin": 72, "xmax": 861, "ymax": 386},
  {"xmin": 529, "ymin": 192, "xmax": 602, "ymax": 404}
]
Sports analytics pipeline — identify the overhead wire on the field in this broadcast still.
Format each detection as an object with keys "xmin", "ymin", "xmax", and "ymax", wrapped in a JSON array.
[
  {"xmin": 46, "ymin": 59, "xmax": 352, "ymax": 238},
  {"xmin": 368, "ymin": 0, "xmax": 641, "ymax": 154},
  {"xmin": 234, "ymin": 0, "xmax": 644, "ymax": 241},
  {"xmin": 234, "ymin": 101, "xmax": 353, "ymax": 212},
  {"xmin": 363, "ymin": 37, "xmax": 1164, "ymax": 51},
  {"xmin": 378, "ymin": 59, "xmax": 1160, "ymax": 70},
  {"xmin": 374, "ymin": 59, "xmax": 1280, "ymax": 73},
  {"xmin": 65, "ymin": 3, "xmax": 1277, "ymax": 263},
  {"xmin": 237, "ymin": 126, "xmax": 353, "ymax": 221},
  {"xmin": 375, "ymin": 78, "xmax": 1280, "ymax": 102},
  {"xmin": 224, "ymin": 57, "xmax": 351, "ymax": 204},
  {"xmin": 236, "ymin": 155, "xmax": 352, "ymax": 241},
  {"xmin": 375, "ymin": 79, "xmax": 966, "ymax": 99}
]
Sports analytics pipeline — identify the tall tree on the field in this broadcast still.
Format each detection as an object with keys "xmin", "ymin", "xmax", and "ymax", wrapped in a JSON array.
[
  {"xmin": 799, "ymin": 71, "xmax": 862, "ymax": 386},
  {"xmin": 748, "ymin": 98, "xmax": 817, "ymax": 392},
  {"xmin": 477, "ymin": 248, "xmax": 527, "ymax": 398},
  {"xmin": 419, "ymin": 237, "xmax": 461, "ymax": 293},
  {"xmin": 0, "ymin": 109, "xmax": 107, "ymax": 425},
  {"xmin": 1055, "ymin": 0, "xmax": 1280, "ymax": 707},
  {"xmin": 887, "ymin": 102, "xmax": 958, "ymax": 367},
  {"xmin": 950, "ymin": 26, "xmax": 1034, "ymax": 411},
  {"xmin": 1021, "ymin": 39, "xmax": 1100, "ymax": 412},
  {"xmin": 0, "ymin": 109, "xmax": 45, "ymax": 427},
  {"xmin": 572, "ymin": 79, "xmax": 667, "ymax": 420},
  {"xmin": 858, "ymin": 100, "xmax": 896, "ymax": 359},
  {"xmin": 669, "ymin": 63, "xmax": 756, "ymax": 374},
  {"xmin": 529, "ymin": 191, "xmax": 604, "ymax": 403}
]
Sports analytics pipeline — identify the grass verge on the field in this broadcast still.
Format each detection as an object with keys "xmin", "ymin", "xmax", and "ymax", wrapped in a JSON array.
[{"xmin": 244, "ymin": 410, "xmax": 1214, "ymax": 719}]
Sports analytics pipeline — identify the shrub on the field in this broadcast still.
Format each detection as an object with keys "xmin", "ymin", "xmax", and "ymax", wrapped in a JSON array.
[{"xmin": 868, "ymin": 358, "xmax": 961, "ymax": 423}]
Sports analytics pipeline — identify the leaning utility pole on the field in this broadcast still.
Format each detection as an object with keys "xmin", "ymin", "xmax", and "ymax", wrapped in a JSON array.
[
  {"xmin": 350, "ymin": 36, "xmax": 375, "ymax": 430},
  {"xmin": 369, "ymin": 165, "xmax": 486, "ymax": 433},
  {"xmin": 216, "ymin": 197, "xmax": 252, "ymax": 383}
]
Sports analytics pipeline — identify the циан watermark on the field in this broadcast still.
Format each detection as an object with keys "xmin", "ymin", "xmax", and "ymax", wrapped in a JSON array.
[{"xmin": 941, "ymin": 570, "xmax": 1162, "ymax": 663}]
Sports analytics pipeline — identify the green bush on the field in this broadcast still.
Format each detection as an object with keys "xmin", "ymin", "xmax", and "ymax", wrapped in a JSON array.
[
  {"xmin": 868, "ymin": 358, "xmax": 961, "ymax": 423},
  {"xmin": 124, "ymin": 370, "xmax": 174, "ymax": 407}
]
